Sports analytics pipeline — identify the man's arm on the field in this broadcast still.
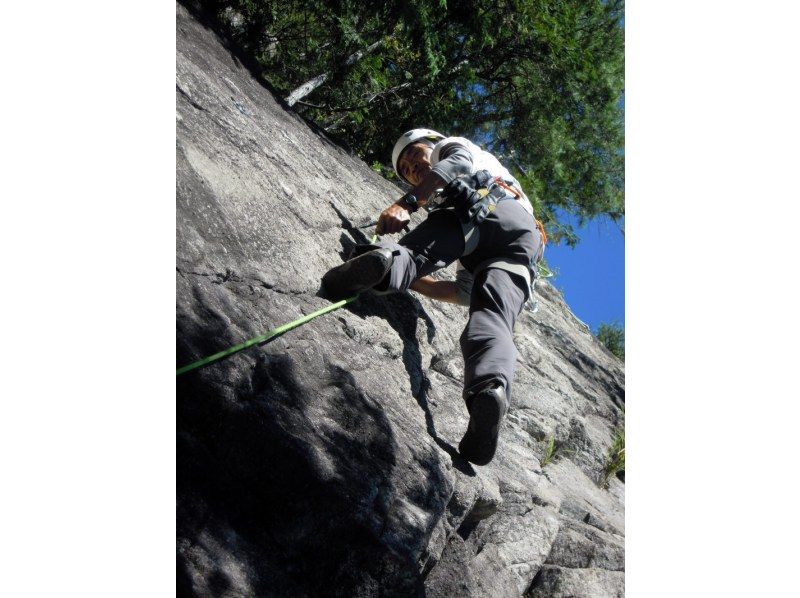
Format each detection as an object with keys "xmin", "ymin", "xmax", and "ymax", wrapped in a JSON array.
[
  {"xmin": 429, "ymin": 142, "xmax": 473, "ymax": 185},
  {"xmin": 377, "ymin": 142, "xmax": 474, "ymax": 234},
  {"xmin": 410, "ymin": 268, "xmax": 473, "ymax": 306},
  {"xmin": 376, "ymin": 170, "xmax": 447, "ymax": 234},
  {"xmin": 409, "ymin": 276, "xmax": 463, "ymax": 304}
]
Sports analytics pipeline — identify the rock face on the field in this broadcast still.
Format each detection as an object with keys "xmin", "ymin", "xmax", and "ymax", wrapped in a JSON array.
[{"xmin": 176, "ymin": 3, "xmax": 625, "ymax": 596}]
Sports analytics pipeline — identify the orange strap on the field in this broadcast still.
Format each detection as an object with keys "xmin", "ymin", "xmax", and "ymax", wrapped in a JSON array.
[
  {"xmin": 535, "ymin": 218, "xmax": 548, "ymax": 246},
  {"xmin": 492, "ymin": 177, "xmax": 521, "ymax": 198}
]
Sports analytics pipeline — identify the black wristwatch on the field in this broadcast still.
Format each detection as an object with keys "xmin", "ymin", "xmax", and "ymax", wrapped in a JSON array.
[{"xmin": 399, "ymin": 192, "xmax": 419, "ymax": 213}]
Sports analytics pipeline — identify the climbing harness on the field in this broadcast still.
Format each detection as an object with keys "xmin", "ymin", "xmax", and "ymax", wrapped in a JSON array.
[
  {"xmin": 428, "ymin": 170, "xmax": 549, "ymax": 302},
  {"xmin": 176, "ymin": 233, "xmax": 380, "ymax": 376}
]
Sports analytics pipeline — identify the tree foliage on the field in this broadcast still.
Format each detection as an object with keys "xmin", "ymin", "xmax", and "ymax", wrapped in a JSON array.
[
  {"xmin": 196, "ymin": 0, "xmax": 624, "ymax": 245},
  {"xmin": 596, "ymin": 321, "xmax": 625, "ymax": 361}
]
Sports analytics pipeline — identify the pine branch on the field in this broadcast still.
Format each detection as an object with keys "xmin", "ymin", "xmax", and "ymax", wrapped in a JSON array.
[{"xmin": 285, "ymin": 37, "xmax": 388, "ymax": 106}]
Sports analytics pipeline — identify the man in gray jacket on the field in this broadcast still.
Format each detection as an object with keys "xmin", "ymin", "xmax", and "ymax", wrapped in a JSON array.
[{"xmin": 323, "ymin": 129, "xmax": 543, "ymax": 466}]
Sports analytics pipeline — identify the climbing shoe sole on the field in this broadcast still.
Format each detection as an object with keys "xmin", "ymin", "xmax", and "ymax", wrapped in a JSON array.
[
  {"xmin": 458, "ymin": 389, "xmax": 507, "ymax": 466},
  {"xmin": 322, "ymin": 248, "xmax": 394, "ymax": 301}
]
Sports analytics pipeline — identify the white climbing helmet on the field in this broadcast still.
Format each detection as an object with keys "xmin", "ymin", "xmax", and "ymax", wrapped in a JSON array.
[{"xmin": 392, "ymin": 128, "xmax": 445, "ymax": 183}]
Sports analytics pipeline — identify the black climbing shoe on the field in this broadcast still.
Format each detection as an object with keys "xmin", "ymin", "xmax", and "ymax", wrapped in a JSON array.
[
  {"xmin": 322, "ymin": 248, "xmax": 394, "ymax": 301},
  {"xmin": 458, "ymin": 382, "xmax": 508, "ymax": 466}
]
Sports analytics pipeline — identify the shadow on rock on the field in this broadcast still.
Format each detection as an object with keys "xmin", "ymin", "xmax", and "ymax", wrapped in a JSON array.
[
  {"xmin": 177, "ymin": 350, "xmax": 425, "ymax": 596},
  {"xmin": 341, "ymin": 290, "xmax": 476, "ymax": 478}
]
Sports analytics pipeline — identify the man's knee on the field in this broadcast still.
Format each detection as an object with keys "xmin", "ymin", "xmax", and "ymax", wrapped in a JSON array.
[{"xmin": 370, "ymin": 241, "xmax": 417, "ymax": 293}]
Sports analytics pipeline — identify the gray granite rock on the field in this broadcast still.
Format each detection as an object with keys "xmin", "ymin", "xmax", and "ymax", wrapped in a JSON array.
[
  {"xmin": 528, "ymin": 566, "xmax": 625, "ymax": 598},
  {"xmin": 176, "ymin": 3, "xmax": 625, "ymax": 596}
]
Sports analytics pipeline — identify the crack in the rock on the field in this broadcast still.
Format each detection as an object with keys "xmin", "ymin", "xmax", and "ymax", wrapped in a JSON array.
[
  {"xmin": 176, "ymin": 267, "xmax": 310, "ymax": 297},
  {"xmin": 176, "ymin": 83, "xmax": 206, "ymax": 112},
  {"xmin": 429, "ymin": 354, "xmax": 462, "ymax": 384},
  {"xmin": 329, "ymin": 199, "xmax": 374, "ymax": 245},
  {"xmin": 259, "ymin": 281, "xmax": 308, "ymax": 296}
]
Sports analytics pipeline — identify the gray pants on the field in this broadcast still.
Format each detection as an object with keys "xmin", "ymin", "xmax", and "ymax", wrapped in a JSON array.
[{"xmin": 371, "ymin": 200, "xmax": 542, "ymax": 403}]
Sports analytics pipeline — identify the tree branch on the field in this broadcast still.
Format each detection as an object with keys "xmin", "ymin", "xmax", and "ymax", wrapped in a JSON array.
[{"xmin": 285, "ymin": 37, "xmax": 388, "ymax": 106}]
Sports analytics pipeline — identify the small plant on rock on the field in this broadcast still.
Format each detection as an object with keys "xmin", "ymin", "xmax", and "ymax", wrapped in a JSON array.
[
  {"xmin": 540, "ymin": 436, "xmax": 576, "ymax": 467},
  {"xmin": 602, "ymin": 430, "xmax": 625, "ymax": 487},
  {"xmin": 540, "ymin": 436, "xmax": 557, "ymax": 467}
]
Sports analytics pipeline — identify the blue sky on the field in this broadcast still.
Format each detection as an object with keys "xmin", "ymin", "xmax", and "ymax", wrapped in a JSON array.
[{"xmin": 543, "ymin": 211, "xmax": 625, "ymax": 332}]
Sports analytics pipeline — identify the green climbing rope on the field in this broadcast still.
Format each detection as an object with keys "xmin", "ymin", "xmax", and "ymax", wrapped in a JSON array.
[
  {"xmin": 176, "ymin": 294, "xmax": 359, "ymax": 376},
  {"xmin": 176, "ymin": 234, "xmax": 379, "ymax": 377}
]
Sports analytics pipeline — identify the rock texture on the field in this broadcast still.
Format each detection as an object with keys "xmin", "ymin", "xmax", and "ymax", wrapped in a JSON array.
[{"xmin": 176, "ymin": 3, "xmax": 625, "ymax": 596}]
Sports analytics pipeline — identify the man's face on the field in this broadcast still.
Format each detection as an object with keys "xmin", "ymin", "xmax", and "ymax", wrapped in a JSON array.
[{"xmin": 398, "ymin": 142, "xmax": 433, "ymax": 186}]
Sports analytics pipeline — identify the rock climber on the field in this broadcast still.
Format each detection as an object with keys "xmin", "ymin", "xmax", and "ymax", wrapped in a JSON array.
[{"xmin": 322, "ymin": 129, "xmax": 544, "ymax": 466}]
